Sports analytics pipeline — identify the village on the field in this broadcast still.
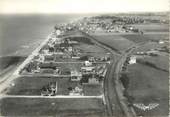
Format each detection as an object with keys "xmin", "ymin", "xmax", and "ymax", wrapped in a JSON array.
[
  {"xmin": 18, "ymin": 27, "xmax": 110, "ymax": 97},
  {"xmin": 0, "ymin": 12, "xmax": 168, "ymax": 117},
  {"xmin": 54, "ymin": 16, "xmax": 142, "ymax": 34}
]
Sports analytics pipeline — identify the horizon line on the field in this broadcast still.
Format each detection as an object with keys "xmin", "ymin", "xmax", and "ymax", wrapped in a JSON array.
[{"xmin": 0, "ymin": 11, "xmax": 169, "ymax": 15}]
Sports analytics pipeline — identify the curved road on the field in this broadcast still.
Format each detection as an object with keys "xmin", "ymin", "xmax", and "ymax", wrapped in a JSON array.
[{"xmin": 81, "ymin": 31, "xmax": 146, "ymax": 117}]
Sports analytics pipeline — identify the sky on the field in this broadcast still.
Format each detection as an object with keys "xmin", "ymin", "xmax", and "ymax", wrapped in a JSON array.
[{"xmin": 0, "ymin": 0, "xmax": 169, "ymax": 14}]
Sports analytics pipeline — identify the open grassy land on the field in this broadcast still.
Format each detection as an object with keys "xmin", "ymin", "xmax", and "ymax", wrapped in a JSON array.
[
  {"xmin": 126, "ymin": 63, "xmax": 169, "ymax": 116},
  {"xmin": 83, "ymin": 84, "xmax": 103, "ymax": 96},
  {"xmin": 132, "ymin": 42, "xmax": 164, "ymax": 53},
  {"xmin": 0, "ymin": 97, "xmax": 105, "ymax": 116},
  {"xmin": 93, "ymin": 35, "xmax": 135, "ymax": 53},
  {"xmin": 122, "ymin": 34, "xmax": 151, "ymax": 43},
  {"xmin": 69, "ymin": 36, "xmax": 94, "ymax": 45},
  {"xmin": 5, "ymin": 77, "xmax": 80, "ymax": 95},
  {"xmin": 5, "ymin": 76, "xmax": 104, "ymax": 96},
  {"xmin": 137, "ymin": 55, "xmax": 169, "ymax": 72},
  {"xmin": 77, "ymin": 43, "xmax": 107, "ymax": 54},
  {"xmin": 131, "ymin": 24, "xmax": 169, "ymax": 32},
  {"xmin": 145, "ymin": 33, "xmax": 169, "ymax": 41}
]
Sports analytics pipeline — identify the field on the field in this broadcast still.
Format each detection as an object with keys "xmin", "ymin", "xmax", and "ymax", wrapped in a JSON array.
[
  {"xmin": 132, "ymin": 42, "xmax": 163, "ymax": 53},
  {"xmin": 137, "ymin": 55, "xmax": 169, "ymax": 72},
  {"xmin": 93, "ymin": 35, "xmax": 135, "ymax": 53},
  {"xmin": 83, "ymin": 84, "xmax": 103, "ymax": 96},
  {"xmin": 77, "ymin": 43, "xmax": 107, "ymax": 54},
  {"xmin": 130, "ymin": 24, "xmax": 169, "ymax": 32},
  {"xmin": 144, "ymin": 33, "xmax": 169, "ymax": 41},
  {"xmin": 122, "ymin": 34, "xmax": 151, "ymax": 43},
  {"xmin": 5, "ymin": 77, "xmax": 80, "ymax": 95},
  {"xmin": 0, "ymin": 97, "xmax": 105, "ymax": 116},
  {"xmin": 126, "ymin": 63, "xmax": 169, "ymax": 116}
]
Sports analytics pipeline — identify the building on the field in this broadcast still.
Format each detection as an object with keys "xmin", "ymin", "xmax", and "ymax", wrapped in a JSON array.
[
  {"xmin": 69, "ymin": 86, "xmax": 83, "ymax": 96},
  {"xmin": 71, "ymin": 70, "xmax": 82, "ymax": 81},
  {"xmin": 41, "ymin": 82, "xmax": 58, "ymax": 96},
  {"xmin": 84, "ymin": 61, "xmax": 92, "ymax": 66},
  {"xmin": 129, "ymin": 56, "xmax": 136, "ymax": 64},
  {"xmin": 44, "ymin": 54, "xmax": 54, "ymax": 61},
  {"xmin": 34, "ymin": 54, "xmax": 45, "ymax": 63},
  {"xmin": 68, "ymin": 46, "xmax": 73, "ymax": 52},
  {"xmin": 88, "ymin": 57, "xmax": 95, "ymax": 62},
  {"xmin": 38, "ymin": 62, "xmax": 60, "ymax": 74},
  {"xmin": 81, "ymin": 66, "xmax": 95, "ymax": 74},
  {"xmin": 88, "ymin": 77, "xmax": 100, "ymax": 84},
  {"xmin": 56, "ymin": 29, "xmax": 61, "ymax": 35},
  {"xmin": 55, "ymin": 38, "xmax": 62, "ymax": 44}
]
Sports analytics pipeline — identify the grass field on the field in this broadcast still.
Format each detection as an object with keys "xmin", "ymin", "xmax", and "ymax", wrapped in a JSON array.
[
  {"xmin": 126, "ymin": 63, "xmax": 169, "ymax": 116},
  {"xmin": 69, "ymin": 36, "xmax": 94, "ymax": 45},
  {"xmin": 122, "ymin": 34, "xmax": 151, "ymax": 43},
  {"xmin": 137, "ymin": 55, "xmax": 169, "ymax": 72},
  {"xmin": 144, "ymin": 34, "xmax": 169, "ymax": 41},
  {"xmin": 83, "ymin": 84, "xmax": 103, "ymax": 96},
  {"xmin": 77, "ymin": 43, "xmax": 107, "ymax": 54},
  {"xmin": 131, "ymin": 24, "xmax": 169, "ymax": 32},
  {"xmin": 0, "ymin": 97, "xmax": 105, "ymax": 116},
  {"xmin": 5, "ymin": 77, "xmax": 80, "ymax": 95},
  {"xmin": 93, "ymin": 35, "xmax": 135, "ymax": 52},
  {"xmin": 132, "ymin": 42, "xmax": 163, "ymax": 53}
]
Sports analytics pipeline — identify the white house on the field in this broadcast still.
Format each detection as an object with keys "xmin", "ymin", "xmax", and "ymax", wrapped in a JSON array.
[
  {"xmin": 81, "ymin": 66, "xmax": 95, "ymax": 74},
  {"xmin": 84, "ymin": 61, "xmax": 92, "ymax": 66},
  {"xmin": 71, "ymin": 70, "xmax": 82, "ymax": 81},
  {"xmin": 56, "ymin": 29, "xmax": 61, "ymax": 35},
  {"xmin": 129, "ymin": 56, "xmax": 136, "ymax": 64},
  {"xmin": 88, "ymin": 77, "xmax": 100, "ymax": 84}
]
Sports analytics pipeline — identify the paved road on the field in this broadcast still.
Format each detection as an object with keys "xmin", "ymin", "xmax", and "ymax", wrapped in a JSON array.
[
  {"xmin": 80, "ymin": 32, "xmax": 126, "ymax": 116},
  {"xmin": 113, "ymin": 42, "xmax": 148, "ymax": 117},
  {"xmin": 0, "ymin": 95, "xmax": 103, "ymax": 99},
  {"xmin": 42, "ymin": 61, "xmax": 110, "ymax": 64},
  {"xmin": 83, "ymin": 31, "xmax": 147, "ymax": 117},
  {"xmin": 90, "ymin": 32, "xmax": 169, "ymax": 36}
]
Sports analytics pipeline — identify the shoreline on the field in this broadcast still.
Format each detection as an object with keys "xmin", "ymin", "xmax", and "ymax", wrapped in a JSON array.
[{"xmin": 0, "ymin": 56, "xmax": 26, "ymax": 73}]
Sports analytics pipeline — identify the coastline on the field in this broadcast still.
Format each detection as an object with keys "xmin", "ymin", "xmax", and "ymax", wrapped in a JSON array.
[{"xmin": 0, "ymin": 56, "xmax": 26, "ymax": 75}]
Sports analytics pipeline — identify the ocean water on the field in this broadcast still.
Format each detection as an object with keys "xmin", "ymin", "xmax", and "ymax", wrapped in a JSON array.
[{"xmin": 0, "ymin": 14, "xmax": 90, "ymax": 57}]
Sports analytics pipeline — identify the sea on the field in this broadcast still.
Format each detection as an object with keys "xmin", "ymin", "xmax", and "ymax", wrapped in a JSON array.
[{"xmin": 0, "ymin": 14, "xmax": 93, "ymax": 57}]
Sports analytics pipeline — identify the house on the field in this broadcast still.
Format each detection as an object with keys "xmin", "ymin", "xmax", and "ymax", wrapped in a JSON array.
[
  {"xmin": 84, "ymin": 61, "xmax": 92, "ymax": 66},
  {"xmin": 69, "ymin": 86, "xmax": 83, "ymax": 96},
  {"xmin": 129, "ymin": 56, "xmax": 136, "ymax": 64},
  {"xmin": 55, "ymin": 38, "xmax": 62, "ymax": 44},
  {"xmin": 54, "ymin": 67, "xmax": 61, "ymax": 74},
  {"xmin": 38, "ymin": 62, "xmax": 59, "ymax": 74},
  {"xmin": 81, "ymin": 66, "xmax": 95, "ymax": 74},
  {"xmin": 40, "ymin": 69, "xmax": 54, "ymax": 74},
  {"xmin": 35, "ymin": 54, "xmax": 45, "ymax": 63},
  {"xmin": 88, "ymin": 77, "xmax": 100, "ymax": 84},
  {"xmin": 88, "ymin": 57, "xmax": 95, "ymax": 62},
  {"xmin": 53, "ymin": 53, "xmax": 63, "ymax": 60},
  {"xmin": 41, "ymin": 82, "xmax": 58, "ymax": 96},
  {"xmin": 42, "ymin": 49, "xmax": 49, "ymax": 55},
  {"xmin": 68, "ymin": 46, "xmax": 73, "ymax": 52},
  {"xmin": 39, "ymin": 62, "xmax": 56, "ymax": 69},
  {"xmin": 25, "ymin": 61, "xmax": 39, "ymax": 73},
  {"xmin": 56, "ymin": 29, "xmax": 61, "ymax": 35},
  {"xmin": 159, "ymin": 40, "xmax": 164, "ymax": 44},
  {"xmin": 44, "ymin": 54, "xmax": 54, "ymax": 61},
  {"xmin": 70, "ymin": 70, "xmax": 82, "ymax": 81}
]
